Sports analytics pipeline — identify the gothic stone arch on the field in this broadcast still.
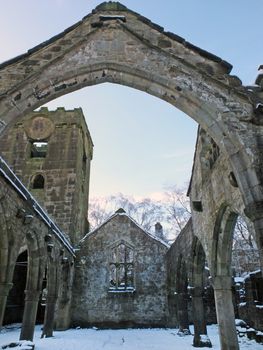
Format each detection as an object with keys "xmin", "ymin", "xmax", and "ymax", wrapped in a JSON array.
[{"xmin": 0, "ymin": 2, "xmax": 262, "ymax": 214}]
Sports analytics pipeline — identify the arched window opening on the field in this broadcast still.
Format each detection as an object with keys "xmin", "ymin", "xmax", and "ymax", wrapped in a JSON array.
[
  {"xmin": 32, "ymin": 174, "xmax": 45, "ymax": 189},
  {"xmin": 82, "ymin": 152, "xmax": 87, "ymax": 176},
  {"xmin": 36, "ymin": 267, "xmax": 47, "ymax": 324},
  {"xmin": 109, "ymin": 242, "xmax": 134, "ymax": 291}
]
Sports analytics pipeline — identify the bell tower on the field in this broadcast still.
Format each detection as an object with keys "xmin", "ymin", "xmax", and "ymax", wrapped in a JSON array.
[{"xmin": 0, "ymin": 107, "xmax": 93, "ymax": 245}]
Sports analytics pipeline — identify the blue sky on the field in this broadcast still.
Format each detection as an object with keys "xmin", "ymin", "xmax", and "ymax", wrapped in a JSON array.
[{"xmin": 0, "ymin": 1, "xmax": 262, "ymax": 198}]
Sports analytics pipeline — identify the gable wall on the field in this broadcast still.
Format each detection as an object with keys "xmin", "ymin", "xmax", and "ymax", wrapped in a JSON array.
[{"xmin": 71, "ymin": 214, "xmax": 169, "ymax": 327}]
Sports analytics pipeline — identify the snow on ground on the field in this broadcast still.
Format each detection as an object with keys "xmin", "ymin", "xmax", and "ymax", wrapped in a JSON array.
[{"xmin": 0, "ymin": 324, "xmax": 262, "ymax": 350}]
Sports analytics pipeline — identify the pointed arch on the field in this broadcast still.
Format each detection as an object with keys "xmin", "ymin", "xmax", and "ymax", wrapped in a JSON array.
[
  {"xmin": 211, "ymin": 204, "xmax": 238, "ymax": 278},
  {"xmin": 0, "ymin": 2, "xmax": 261, "ymax": 214}
]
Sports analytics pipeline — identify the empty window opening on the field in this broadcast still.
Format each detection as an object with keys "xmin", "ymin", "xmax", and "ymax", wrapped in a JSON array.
[
  {"xmin": 232, "ymin": 216, "xmax": 259, "ymax": 277},
  {"xmin": 32, "ymin": 174, "xmax": 45, "ymax": 189},
  {"xmin": 109, "ymin": 242, "xmax": 134, "ymax": 291},
  {"xmin": 31, "ymin": 141, "xmax": 48, "ymax": 158}
]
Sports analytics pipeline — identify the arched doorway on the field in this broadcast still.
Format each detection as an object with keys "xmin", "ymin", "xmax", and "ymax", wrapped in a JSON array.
[
  {"xmin": 190, "ymin": 236, "xmax": 213, "ymax": 347},
  {"xmin": 3, "ymin": 250, "xmax": 28, "ymax": 325}
]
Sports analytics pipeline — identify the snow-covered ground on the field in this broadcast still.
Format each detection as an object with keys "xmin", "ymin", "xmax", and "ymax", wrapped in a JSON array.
[{"xmin": 0, "ymin": 324, "xmax": 262, "ymax": 350}]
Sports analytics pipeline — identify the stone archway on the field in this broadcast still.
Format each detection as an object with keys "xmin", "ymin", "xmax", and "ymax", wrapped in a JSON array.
[
  {"xmin": 3, "ymin": 250, "xmax": 28, "ymax": 325},
  {"xmin": 0, "ymin": 2, "xmax": 262, "ymax": 212},
  {"xmin": 20, "ymin": 230, "xmax": 45, "ymax": 341},
  {"xmin": 190, "ymin": 236, "xmax": 212, "ymax": 347},
  {"xmin": 211, "ymin": 205, "xmax": 239, "ymax": 350},
  {"xmin": 211, "ymin": 205, "xmax": 238, "ymax": 277},
  {"xmin": 0, "ymin": 202, "xmax": 22, "ymax": 328}
]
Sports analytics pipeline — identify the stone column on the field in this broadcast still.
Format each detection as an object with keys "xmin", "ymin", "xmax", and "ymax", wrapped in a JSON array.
[
  {"xmin": 20, "ymin": 290, "xmax": 41, "ymax": 341},
  {"xmin": 213, "ymin": 276, "xmax": 239, "ymax": 350},
  {"xmin": 55, "ymin": 260, "xmax": 74, "ymax": 330},
  {"xmin": 191, "ymin": 287, "xmax": 212, "ymax": 347},
  {"xmin": 0, "ymin": 282, "xmax": 13, "ymax": 327},
  {"xmin": 177, "ymin": 292, "xmax": 190, "ymax": 335},
  {"xmin": 41, "ymin": 294, "xmax": 57, "ymax": 338}
]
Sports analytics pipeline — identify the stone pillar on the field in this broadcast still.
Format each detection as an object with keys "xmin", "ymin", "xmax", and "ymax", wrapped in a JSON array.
[
  {"xmin": 0, "ymin": 282, "xmax": 13, "ymax": 327},
  {"xmin": 213, "ymin": 276, "xmax": 239, "ymax": 350},
  {"xmin": 191, "ymin": 287, "xmax": 212, "ymax": 347},
  {"xmin": 55, "ymin": 261, "xmax": 74, "ymax": 330},
  {"xmin": 20, "ymin": 290, "xmax": 41, "ymax": 341},
  {"xmin": 167, "ymin": 292, "xmax": 178, "ymax": 327},
  {"xmin": 177, "ymin": 292, "xmax": 190, "ymax": 335},
  {"xmin": 41, "ymin": 294, "xmax": 57, "ymax": 338}
]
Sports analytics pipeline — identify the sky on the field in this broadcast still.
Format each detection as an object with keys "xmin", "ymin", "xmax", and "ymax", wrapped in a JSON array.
[{"xmin": 0, "ymin": 1, "xmax": 262, "ymax": 199}]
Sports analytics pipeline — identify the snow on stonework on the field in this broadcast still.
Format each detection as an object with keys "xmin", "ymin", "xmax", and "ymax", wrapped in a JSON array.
[{"xmin": 0, "ymin": 325, "xmax": 263, "ymax": 350}]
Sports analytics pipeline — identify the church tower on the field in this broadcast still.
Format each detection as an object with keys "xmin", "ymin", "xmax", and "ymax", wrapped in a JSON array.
[{"xmin": 0, "ymin": 107, "xmax": 93, "ymax": 245}]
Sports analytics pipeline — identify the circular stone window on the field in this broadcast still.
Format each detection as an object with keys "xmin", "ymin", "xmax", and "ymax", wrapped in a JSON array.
[{"xmin": 24, "ymin": 115, "xmax": 55, "ymax": 140}]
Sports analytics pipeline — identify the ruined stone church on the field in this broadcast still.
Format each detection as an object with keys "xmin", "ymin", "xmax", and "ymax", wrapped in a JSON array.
[
  {"xmin": 0, "ymin": 107, "xmax": 171, "ymax": 331},
  {"xmin": 0, "ymin": 2, "xmax": 263, "ymax": 350}
]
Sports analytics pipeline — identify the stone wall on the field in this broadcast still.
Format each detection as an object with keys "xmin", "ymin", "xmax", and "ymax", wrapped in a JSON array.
[
  {"xmin": 71, "ymin": 211, "xmax": 169, "ymax": 328},
  {"xmin": 188, "ymin": 127, "xmax": 246, "ymax": 272},
  {"xmin": 0, "ymin": 155, "xmax": 75, "ymax": 339}
]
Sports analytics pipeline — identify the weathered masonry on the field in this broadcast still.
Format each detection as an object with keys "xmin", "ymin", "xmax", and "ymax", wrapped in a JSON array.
[
  {"xmin": 72, "ymin": 209, "xmax": 169, "ymax": 328},
  {"xmin": 0, "ymin": 2, "xmax": 263, "ymax": 350},
  {"xmin": 0, "ymin": 107, "xmax": 93, "ymax": 245},
  {"xmin": 0, "ymin": 156, "xmax": 75, "ymax": 341}
]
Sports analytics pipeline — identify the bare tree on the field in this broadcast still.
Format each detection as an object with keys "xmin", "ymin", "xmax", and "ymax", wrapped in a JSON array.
[
  {"xmin": 88, "ymin": 185, "xmax": 191, "ymax": 242},
  {"xmin": 232, "ymin": 215, "xmax": 260, "ymax": 276},
  {"xmin": 88, "ymin": 196, "xmax": 114, "ymax": 228},
  {"xmin": 88, "ymin": 193, "xmax": 164, "ymax": 233},
  {"xmin": 163, "ymin": 185, "xmax": 191, "ymax": 240}
]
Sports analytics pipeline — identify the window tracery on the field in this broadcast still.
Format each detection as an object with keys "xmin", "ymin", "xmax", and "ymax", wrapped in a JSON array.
[{"xmin": 109, "ymin": 242, "xmax": 134, "ymax": 291}]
